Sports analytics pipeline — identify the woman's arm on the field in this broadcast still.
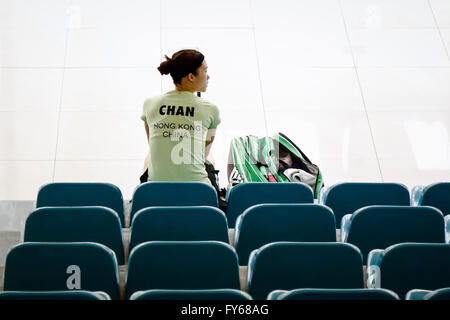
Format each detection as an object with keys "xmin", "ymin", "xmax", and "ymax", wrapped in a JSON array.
[
  {"xmin": 205, "ymin": 128, "xmax": 216, "ymax": 166},
  {"xmin": 145, "ymin": 122, "xmax": 149, "ymax": 141},
  {"xmin": 143, "ymin": 122, "xmax": 150, "ymax": 172}
]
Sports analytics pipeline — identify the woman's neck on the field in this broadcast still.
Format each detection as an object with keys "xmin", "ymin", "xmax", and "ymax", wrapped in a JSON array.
[{"xmin": 175, "ymin": 84, "xmax": 195, "ymax": 93}]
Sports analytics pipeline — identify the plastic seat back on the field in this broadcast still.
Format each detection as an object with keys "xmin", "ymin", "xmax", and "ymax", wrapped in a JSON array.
[
  {"xmin": 24, "ymin": 206, "xmax": 125, "ymax": 265},
  {"xmin": 226, "ymin": 182, "xmax": 314, "ymax": 227},
  {"xmin": 130, "ymin": 182, "xmax": 218, "ymax": 222},
  {"xmin": 344, "ymin": 206, "xmax": 445, "ymax": 261},
  {"xmin": 235, "ymin": 204, "xmax": 336, "ymax": 265},
  {"xmin": 129, "ymin": 206, "xmax": 228, "ymax": 252},
  {"xmin": 320, "ymin": 182, "xmax": 410, "ymax": 228},
  {"xmin": 4, "ymin": 242, "xmax": 120, "ymax": 300},
  {"xmin": 36, "ymin": 182, "xmax": 125, "ymax": 226},
  {"xmin": 424, "ymin": 288, "xmax": 450, "ymax": 300},
  {"xmin": 125, "ymin": 241, "xmax": 240, "ymax": 299},
  {"xmin": 248, "ymin": 242, "xmax": 364, "ymax": 300},
  {"xmin": 379, "ymin": 243, "xmax": 450, "ymax": 298},
  {"xmin": 415, "ymin": 183, "xmax": 450, "ymax": 215}
]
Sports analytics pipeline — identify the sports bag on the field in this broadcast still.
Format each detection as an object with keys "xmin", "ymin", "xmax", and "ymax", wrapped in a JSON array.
[{"xmin": 227, "ymin": 132, "xmax": 324, "ymax": 199}]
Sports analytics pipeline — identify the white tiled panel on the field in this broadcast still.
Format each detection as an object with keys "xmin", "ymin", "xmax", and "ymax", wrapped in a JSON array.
[
  {"xmin": 430, "ymin": 0, "xmax": 450, "ymax": 28},
  {"xmin": 348, "ymin": 29, "xmax": 450, "ymax": 67},
  {"xmin": 357, "ymin": 67, "xmax": 450, "ymax": 111},
  {"xmin": 252, "ymin": 0, "xmax": 345, "ymax": 30},
  {"xmin": 56, "ymin": 111, "xmax": 148, "ymax": 160},
  {"xmin": 0, "ymin": 112, "xmax": 58, "ymax": 160},
  {"xmin": 69, "ymin": 0, "xmax": 160, "ymax": 28},
  {"xmin": 65, "ymin": 0, "xmax": 161, "ymax": 67},
  {"xmin": 254, "ymin": 26, "xmax": 354, "ymax": 68},
  {"xmin": 162, "ymin": 0, "xmax": 252, "ymax": 28},
  {"xmin": 264, "ymin": 109, "xmax": 382, "ymax": 186},
  {"xmin": 0, "ymin": 0, "xmax": 449, "ymax": 204},
  {"xmin": 341, "ymin": 0, "xmax": 436, "ymax": 29},
  {"xmin": 0, "ymin": 28, "xmax": 67, "ymax": 67},
  {"xmin": 65, "ymin": 27, "xmax": 160, "ymax": 67},
  {"xmin": 0, "ymin": 69, "xmax": 63, "ymax": 111},
  {"xmin": 259, "ymin": 68, "xmax": 364, "ymax": 112},
  {"xmin": 440, "ymin": 28, "xmax": 450, "ymax": 56},
  {"xmin": 369, "ymin": 110, "xmax": 450, "ymax": 189},
  {"xmin": 0, "ymin": 161, "xmax": 54, "ymax": 200},
  {"xmin": 0, "ymin": 0, "xmax": 70, "ymax": 28},
  {"xmin": 61, "ymin": 68, "xmax": 160, "ymax": 111}
]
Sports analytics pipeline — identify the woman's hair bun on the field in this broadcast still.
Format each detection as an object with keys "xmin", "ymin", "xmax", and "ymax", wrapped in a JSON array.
[{"xmin": 157, "ymin": 55, "xmax": 172, "ymax": 75}]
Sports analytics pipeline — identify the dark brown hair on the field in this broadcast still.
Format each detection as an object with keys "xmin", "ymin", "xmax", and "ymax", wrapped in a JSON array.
[{"xmin": 158, "ymin": 49, "xmax": 205, "ymax": 85}]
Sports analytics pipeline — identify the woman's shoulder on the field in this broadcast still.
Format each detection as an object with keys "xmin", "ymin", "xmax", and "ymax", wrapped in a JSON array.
[
  {"xmin": 143, "ymin": 93, "xmax": 167, "ymax": 106},
  {"xmin": 197, "ymin": 96, "xmax": 219, "ymax": 110}
]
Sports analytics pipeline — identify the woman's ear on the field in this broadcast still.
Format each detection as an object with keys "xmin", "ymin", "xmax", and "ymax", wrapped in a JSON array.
[{"xmin": 187, "ymin": 73, "xmax": 196, "ymax": 82}]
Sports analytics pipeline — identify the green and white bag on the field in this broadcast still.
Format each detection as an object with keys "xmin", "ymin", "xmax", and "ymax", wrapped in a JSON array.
[{"xmin": 227, "ymin": 132, "xmax": 324, "ymax": 199}]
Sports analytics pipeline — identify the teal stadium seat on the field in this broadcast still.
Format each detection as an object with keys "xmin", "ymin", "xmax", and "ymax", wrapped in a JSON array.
[
  {"xmin": 235, "ymin": 204, "xmax": 336, "ymax": 265},
  {"xmin": 125, "ymin": 241, "xmax": 240, "ymax": 299},
  {"xmin": 0, "ymin": 291, "xmax": 110, "ymax": 300},
  {"xmin": 319, "ymin": 182, "xmax": 410, "ymax": 228},
  {"xmin": 226, "ymin": 182, "xmax": 314, "ymax": 228},
  {"xmin": 24, "ymin": 206, "xmax": 125, "ymax": 265},
  {"xmin": 247, "ymin": 242, "xmax": 364, "ymax": 300},
  {"xmin": 341, "ymin": 206, "xmax": 445, "ymax": 261},
  {"xmin": 3, "ymin": 242, "xmax": 120, "ymax": 300},
  {"xmin": 406, "ymin": 288, "xmax": 450, "ymax": 300},
  {"xmin": 130, "ymin": 289, "xmax": 252, "ymax": 300},
  {"xmin": 367, "ymin": 243, "xmax": 450, "ymax": 299},
  {"xmin": 36, "ymin": 182, "xmax": 125, "ymax": 227},
  {"xmin": 130, "ymin": 182, "xmax": 218, "ymax": 222},
  {"xmin": 129, "ymin": 206, "xmax": 228, "ymax": 252},
  {"xmin": 412, "ymin": 182, "xmax": 450, "ymax": 215},
  {"xmin": 267, "ymin": 288, "xmax": 399, "ymax": 300}
]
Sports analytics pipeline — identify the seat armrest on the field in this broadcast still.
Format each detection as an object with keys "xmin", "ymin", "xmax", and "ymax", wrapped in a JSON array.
[
  {"xmin": 445, "ymin": 215, "xmax": 450, "ymax": 244},
  {"xmin": 318, "ymin": 186, "xmax": 329, "ymax": 204},
  {"xmin": 247, "ymin": 249, "xmax": 260, "ymax": 288},
  {"xmin": 234, "ymin": 215, "xmax": 244, "ymax": 247},
  {"xmin": 411, "ymin": 185, "xmax": 425, "ymax": 206},
  {"xmin": 367, "ymin": 249, "xmax": 384, "ymax": 288},
  {"xmin": 340, "ymin": 214, "xmax": 352, "ymax": 242}
]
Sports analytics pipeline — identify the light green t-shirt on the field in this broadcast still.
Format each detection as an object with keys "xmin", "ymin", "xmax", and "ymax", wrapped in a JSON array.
[{"xmin": 141, "ymin": 90, "xmax": 221, "ymax": 185}]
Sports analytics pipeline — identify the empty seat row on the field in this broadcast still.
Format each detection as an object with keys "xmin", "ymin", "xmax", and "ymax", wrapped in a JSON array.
[
  {"xmin": 322, "ymin": 182, "xmax": 450, "ymax": 228},
  {"xmin": 2, "ymin": 288, "xmax": 450, "ymax": 300},
  {"xmin": 4, "ymin": 241, "xmax": 450, "ymax": 299},
  {"xmin": 3, "ymin": 241, "xmax": 239, "ymax": 300},
  {"xmin": 22, "ymin": 204, "xmax": 450, "ymax": 266},
  {"xmin": 0, "ymin": 291, "xmax": 111, "ymax": 300},
  {"xmin": 34, "ymin": 181, "xmax": 450, "ymax": 229}
]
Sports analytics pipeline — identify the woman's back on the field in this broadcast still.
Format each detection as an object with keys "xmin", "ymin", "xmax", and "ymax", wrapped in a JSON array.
[{"xmin": 141, "ymin": 90, "xmax": 220, "ymax": 184}]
